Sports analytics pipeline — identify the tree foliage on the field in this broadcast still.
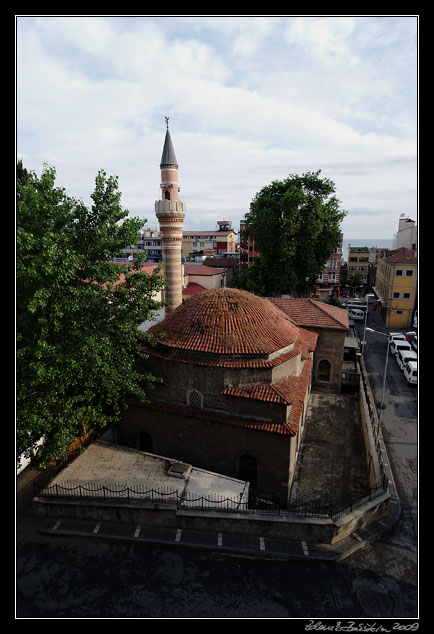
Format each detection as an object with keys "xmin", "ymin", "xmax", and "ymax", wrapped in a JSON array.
[
  {"xmin": 232, "ymin": 171, "xmax": 346, "ymax": 296},
  {"xmin": 17, "ymin": 162, "xmax": 166, "ymax": 467}
]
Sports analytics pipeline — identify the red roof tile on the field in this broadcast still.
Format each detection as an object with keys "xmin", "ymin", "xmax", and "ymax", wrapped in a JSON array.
[
  {"xmin": 147, "ymin": 288, "xmax": 301, "ymax": 355},
  {"xmin": 182, "ymin": 282, "xmax": 207, "ymax": 296},
  {"xmin": 270, "ymin": 298, "xmax": 349, "ymax": 330},
  {"xmin": 184, "ymin": 263, "xmax": 225, "ymax": 276},
  {"xmin": 384, "ymin": 247, "xmax": 417, "ymax": 264},
  {"xmin": 131, "ymin": 399, "xmax": 296, "ymax": 436}
]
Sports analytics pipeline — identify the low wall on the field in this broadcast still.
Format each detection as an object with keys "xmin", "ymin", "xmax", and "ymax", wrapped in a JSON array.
[{"xmin": 33, "ymin": 488, "xmax": 389, "ymax": 545}]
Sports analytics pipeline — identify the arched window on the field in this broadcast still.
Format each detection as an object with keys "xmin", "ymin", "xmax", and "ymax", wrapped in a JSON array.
[
  {"xmin": 165, "ymin": 191, "xmax": 170, "ymax": 200},
  {"xmin": 138, "ymin": 432, "xmax": 153, "ymax": 453},
  {"xmin": 239, "ymin": 454, "xmax": 258, "ymax": 489},
  {"xmin": 187, "ymin": 389, "xmax": 203, "ymax": 409},
  {"xmin": 318, "ymin": 359, "xmax": 331, "ymax": 382}
]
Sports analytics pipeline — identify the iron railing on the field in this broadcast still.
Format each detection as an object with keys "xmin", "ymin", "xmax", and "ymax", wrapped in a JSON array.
[{"xmin": 34, "ymin": 474, "xmax": 388, "ymax": 520}]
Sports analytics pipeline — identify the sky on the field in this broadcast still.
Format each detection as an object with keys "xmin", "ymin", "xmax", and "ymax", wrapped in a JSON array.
[{"xmin": 16, "ymin": 15, "xmax": 418, "ymax": 239}]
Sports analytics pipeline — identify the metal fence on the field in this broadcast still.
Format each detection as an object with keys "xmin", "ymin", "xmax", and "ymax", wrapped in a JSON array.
[{"xmin": 34, "ymin": 474, "xmax": 388, "ymax": 520}]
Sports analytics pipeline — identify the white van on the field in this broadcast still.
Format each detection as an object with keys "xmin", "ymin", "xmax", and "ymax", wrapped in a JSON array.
[
  {"xmin": 347, "ymin": 301, "xmax": 367, "ymax": 313},
  {"xmin": 390, "ymin": 339, "xmax": 412, "ymax": 357},
  {"xmin": 403, "ymin": 360, "xmax": 417, "ymax": 385},
  {"xmin": 348, "ymin": 308, "xmax": 364, "ymax": 321},
  {"xmin": 396, "ymin": 348, "xmax": 417, "ymax": 370}
]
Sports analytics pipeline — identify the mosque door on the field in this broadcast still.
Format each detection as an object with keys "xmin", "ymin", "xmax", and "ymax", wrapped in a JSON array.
[{"xmin": 239, "ymin": 454, "xmax": 257, "ymax": 489}]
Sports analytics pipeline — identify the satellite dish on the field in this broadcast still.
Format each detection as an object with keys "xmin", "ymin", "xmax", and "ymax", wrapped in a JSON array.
[{"xmin": 400, "ymin": 213, "xmax": 406, "ymax": 218}]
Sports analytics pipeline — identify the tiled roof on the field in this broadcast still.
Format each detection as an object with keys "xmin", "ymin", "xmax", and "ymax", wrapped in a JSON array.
[
  {"xmin": 131, "ymin": 399, "xmax": 297, "ymax": 436},
  {"xmin": 221, "ymin": 359, "xmax": 312, "ymax": 408},
  {"xmin": 184, "ymin": 264, "xmax": 225, "ymax": 276},
  {"xmin": 384, "ymin": 247, "xmax": 417, "ymax": 264},
  {"xmin": 270, "ymin": 298, "xmax": 349, "ymax": 330},
  {"xmin": 133, "ymin": 357, "xmax": 313, "ymax": 436},
  {"xmin": 147, "ymin": 288, "xmax": 302, "ymax": 356},
  {"xmin": 101, "ymin": 261, "xmax": 162, "ymax": 288},
  {"xmin": 182, "ymin": 282, "xmax": 207, "ymax": 296},
  {"xmin": 203, "ymin": 257, "xmax": 239, "ymax": 268},
  {"xmin": 221, "ymin": 358, "xmax": 312, "ymax": 434}
]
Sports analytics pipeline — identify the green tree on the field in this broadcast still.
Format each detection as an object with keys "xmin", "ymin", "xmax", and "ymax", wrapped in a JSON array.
[
  {"xmin": 17, "ymin": 162, "xmax": 166, "ymax": 468},
  {"xmin": 232, "ymin": 171, "xmax": 346, "ymax": 296}
]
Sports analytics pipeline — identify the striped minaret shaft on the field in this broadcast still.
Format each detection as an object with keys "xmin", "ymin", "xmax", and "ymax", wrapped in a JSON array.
[{"xmin": 155, "ymin": 119, "xmax": 186, "ymax": 314}]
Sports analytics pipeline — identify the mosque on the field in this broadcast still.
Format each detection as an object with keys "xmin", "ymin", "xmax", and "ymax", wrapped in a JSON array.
[{"xmin": 117, "ymin": 122, "xmax": 349, "ymax": 505}]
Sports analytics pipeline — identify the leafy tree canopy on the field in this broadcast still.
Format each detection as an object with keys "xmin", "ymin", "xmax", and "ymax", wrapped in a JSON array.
[
  {"xmin": 17, "ymin": 162, "xmax": 166, "ymax": 467},
  {"xmin": 232, "ymin": 171, "xmax": 346, "ymax": 297}
]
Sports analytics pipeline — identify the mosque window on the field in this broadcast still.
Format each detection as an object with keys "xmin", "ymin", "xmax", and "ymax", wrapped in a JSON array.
[
  {"xmin": 165, "ymin": 191, "xmax": 170, "ymax": 200},
  {"xmin": 188, "ymin": 389, "xmax": 203, "ymax": 409},
  {"xmin": 318, "ymin": 359, "xmax": 331, "ymax": 382}
]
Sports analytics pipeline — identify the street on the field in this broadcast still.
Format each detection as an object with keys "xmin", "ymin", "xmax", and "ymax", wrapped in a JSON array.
[
  {"xmin": 15, "ymin": 306, "xmax": 419, "ymax": 619},
  {"xmin": 353, "ymin": 309, "xmax": 418, "ymax": 556}
]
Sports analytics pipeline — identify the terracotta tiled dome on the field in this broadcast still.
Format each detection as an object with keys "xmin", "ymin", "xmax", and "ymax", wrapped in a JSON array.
[{"xmin": 148, "ymin": 288, "xmax": 299, "ymax": 356}]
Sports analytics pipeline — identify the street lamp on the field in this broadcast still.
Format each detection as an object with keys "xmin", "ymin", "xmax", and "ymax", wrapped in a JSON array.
[{"xmin": 365, "ymin": 328, "xmax": 390, "ymax": 427}]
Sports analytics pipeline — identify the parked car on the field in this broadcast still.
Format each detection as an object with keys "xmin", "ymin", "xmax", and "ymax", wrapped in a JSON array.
[
  {"xmin": 396, "ymin": 348, "xmax": 417, "ymax": 371},
  {"xmin": 390, "ymin": 339, "xmax": 412, "ymax": 358},
  {"xmin": 348, "ymin": 308, "xmax": 365, "ymax": 321},
  {"xmin": 403, "ymin": 360, "xmax": 417, "ymax": 385},
  {"xmin": 410, "ymin": 335, "xmax": 417, "ymax": 353},
  {"xmin": 388, "ymin": 332, "xmax": 407, "ymax": 343}
]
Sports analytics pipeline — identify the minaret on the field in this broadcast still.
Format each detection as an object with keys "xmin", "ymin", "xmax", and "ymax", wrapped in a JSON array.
[{"xmin": 155, "ymin": 118, "xmax": 186, "ymax": 314}]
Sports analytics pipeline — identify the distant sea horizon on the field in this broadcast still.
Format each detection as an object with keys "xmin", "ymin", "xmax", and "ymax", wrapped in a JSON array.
[{"xmin": 342, "ymin": 238, "xmax": 394, "ymax": 262}]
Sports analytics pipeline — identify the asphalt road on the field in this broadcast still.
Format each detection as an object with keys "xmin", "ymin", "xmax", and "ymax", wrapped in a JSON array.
[
  {"xmin": 354, "ymin": 311, "xmax": 418, "ymax": 556},
  {"xmin": 15, "ymin": 308, "xmax": 419, "ymax": 620}
]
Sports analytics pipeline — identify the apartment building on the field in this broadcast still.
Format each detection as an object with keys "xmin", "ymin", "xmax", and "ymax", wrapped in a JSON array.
[
  {"xmin": 374, "ymin": 247, "xmax": 417, "ymax": 328},
  {"xmin": 183, "ymin": 221, "xmax": 237, "ymax": 257},
  {"xmin": 347, "ymin": 246, "xmax": 370, "ymax": 286},
  {"xmin": 316, "ymin": 233, "xmax": 343, "ymax": 299}
]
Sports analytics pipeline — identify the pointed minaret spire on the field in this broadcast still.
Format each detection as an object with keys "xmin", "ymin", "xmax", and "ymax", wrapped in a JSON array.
[{"xmin": 155, "ymin": 119, "xmax": 186, "ymax": 314}]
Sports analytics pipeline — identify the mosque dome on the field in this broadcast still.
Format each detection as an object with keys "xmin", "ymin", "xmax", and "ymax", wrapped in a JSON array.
[{"xmin": 147, "ymin": 288, "xmax": 299, "ymax": 356}]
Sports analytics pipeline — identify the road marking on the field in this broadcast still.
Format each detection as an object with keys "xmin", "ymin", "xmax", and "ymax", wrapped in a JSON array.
[
  {"xmin": 93, "ymin": 523, "xmax": 100, "ymax": 534},
  {"xmin": 259, "ymin": 536, "xmax": 265, "ymax": 551},
  {"xmin": 52, "ymin": 521, "xmax": 61, "ymax": 531},
  {"xmin": 353, "ymin": 533, "xmax": 363, "ymax": 541},
  {"xmin": 301, "ymin": 540, "xmax": 309, "ymax": 556},
  {"xmin": 175, "ymin": 529, "xmax": 182, "ymax": 542},
  {"xmin": 217, "ymin": 532, "xmax": 223, "ymax": 546},
  {"xmin": 134, "ymin": 525, "xmax": 141, "ymax": 538}
]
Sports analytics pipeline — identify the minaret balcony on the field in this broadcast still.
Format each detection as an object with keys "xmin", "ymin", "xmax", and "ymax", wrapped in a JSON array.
[{"xmin": 155, "ymin": 199, "xmax": 186, "ymax": 218}]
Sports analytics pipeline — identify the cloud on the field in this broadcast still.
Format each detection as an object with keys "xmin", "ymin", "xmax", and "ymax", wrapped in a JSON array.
[{"xmin": 17, "ymin": 16, "xmax": 417, "ymax": 239}]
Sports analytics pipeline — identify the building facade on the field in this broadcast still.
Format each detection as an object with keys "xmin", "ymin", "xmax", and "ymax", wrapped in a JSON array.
[
  {"xmin": 394, "ymin": 217, "xmax": 417, "ymax": 253},
  {"xmin": 239, "ymin": 213, "xmax": 259, "ymax": 269},
  {"xmin": 183, "ymin": 224, "xmax": 237, "ymax": 257},
  {"xmin": 347, "ymin": 246, "xmax": 370, "ymax": 289},
  {"xmin": 374, "ymin": 247, "xmax": 417, "ymax": 328},
  {"xmin": 315, "ymin": 234, "xmax": 344, "ymax": 299}
]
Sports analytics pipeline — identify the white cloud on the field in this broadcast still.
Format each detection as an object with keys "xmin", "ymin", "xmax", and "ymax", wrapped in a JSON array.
[
  {"xmin": 17, "ymin": 15, "xmax": 418, "ymax": 239},
  {"xmin": 284, "ymin": 16, "xmax": 358, "ymax": 65}
]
